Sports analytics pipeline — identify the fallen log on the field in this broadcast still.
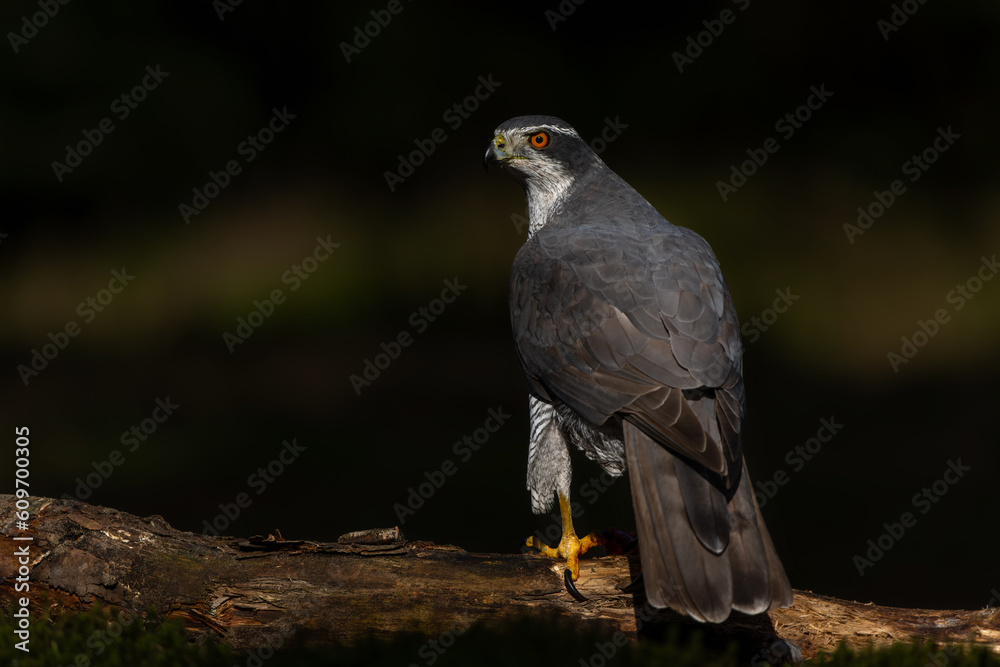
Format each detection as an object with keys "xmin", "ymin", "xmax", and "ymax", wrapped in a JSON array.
[{"xmin": 1, "ymin": 495, "xmax": 998, "ymax": 661}]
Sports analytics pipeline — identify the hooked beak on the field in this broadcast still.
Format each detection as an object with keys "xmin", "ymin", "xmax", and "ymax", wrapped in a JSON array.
[{"xmin": 484, "ymin": 134, "xmax": 513, "ymax": 171}]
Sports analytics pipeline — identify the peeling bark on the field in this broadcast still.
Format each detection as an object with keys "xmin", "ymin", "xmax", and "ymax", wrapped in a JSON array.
[{"xmin": 1, "ymin": 495, "xmax": 997, "ymax": 660}]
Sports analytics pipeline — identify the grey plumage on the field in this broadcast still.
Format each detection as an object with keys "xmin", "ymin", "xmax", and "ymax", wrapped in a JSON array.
[{"xmin": 486, "ymin": 115, "xmax": 792, "ymax": 623}]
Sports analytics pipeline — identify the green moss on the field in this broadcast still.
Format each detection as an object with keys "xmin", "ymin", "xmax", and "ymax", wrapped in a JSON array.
[
  {"xmin": 0, "ymin": 605, "xmax": 231, "ymax": 667},
  {"xmin": 254, "ymin": 616, "xmax": 740, "ymax": 667},
  {"xmin": 810, "ymin": 639, "xmax": 1000, "ymax": 666},
  {"xmin": 3, "ymin": 606, "xmax": 999, "ymax": 666}
]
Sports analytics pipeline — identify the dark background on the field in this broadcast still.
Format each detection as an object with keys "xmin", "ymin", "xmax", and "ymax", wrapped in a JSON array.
[{"xmin": 2, "ymin": 0, "xmax": 998, "ymax": 613}]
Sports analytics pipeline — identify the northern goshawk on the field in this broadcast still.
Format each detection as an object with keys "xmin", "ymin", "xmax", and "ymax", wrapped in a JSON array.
[{"xmin": 485, "ymin": 115, "xmax": 793, "ymax": 623}]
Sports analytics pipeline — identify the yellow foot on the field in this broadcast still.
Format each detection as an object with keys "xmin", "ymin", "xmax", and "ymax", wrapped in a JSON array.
[
  {"xmin": 525, "ymin": 531, "xmax": 607, "ymax": 582},
  {"xmin": 525, "ymin": 493, "xmax": 612, "ymax": 601}
]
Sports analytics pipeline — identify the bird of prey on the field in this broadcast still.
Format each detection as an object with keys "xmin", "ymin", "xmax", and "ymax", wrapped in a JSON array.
[{"xmin": 484, "ymin": 115, "xmax": 793, "ymax": 623}]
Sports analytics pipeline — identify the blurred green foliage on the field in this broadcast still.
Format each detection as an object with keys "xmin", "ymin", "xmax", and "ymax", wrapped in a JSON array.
[
  {"xmin": 3, "ymin": 606, "xmax": 1000, "ymax": 667},
  {"xmin": 0, "ymin": 605, "xmax": 232, "ymax": 667},
  {"xmin": 1, "ymin": 0, "xmax": 999, "ymax": 616}
]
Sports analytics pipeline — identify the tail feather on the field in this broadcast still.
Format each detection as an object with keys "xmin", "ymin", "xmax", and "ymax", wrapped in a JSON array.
[
  {"xmin": 623, "ymin": 421, "xmax": 792, "ymax": 622},
  {"xmin": 674, "ymin": 457, "xmax": 731, "ymax": 555}
]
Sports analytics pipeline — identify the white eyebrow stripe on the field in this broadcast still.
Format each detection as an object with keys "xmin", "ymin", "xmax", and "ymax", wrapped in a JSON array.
[
  {"xmin": 494, "ymin": 124, "xmax": 581, "ymax": 139},
  {"xmin": 526, "ymin": 124, "xmax": 580, "ymax": 138}
]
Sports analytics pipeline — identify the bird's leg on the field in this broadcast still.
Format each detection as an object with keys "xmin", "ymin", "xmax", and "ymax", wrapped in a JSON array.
[{"xmin": 525, "ymin": 492, "xmax": 607, "ymax": 585}]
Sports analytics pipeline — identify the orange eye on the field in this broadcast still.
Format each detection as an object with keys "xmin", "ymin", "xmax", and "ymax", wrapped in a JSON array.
[{"xmin": 529, "ymin": 131, "xmax": 550, "ymax": 149}]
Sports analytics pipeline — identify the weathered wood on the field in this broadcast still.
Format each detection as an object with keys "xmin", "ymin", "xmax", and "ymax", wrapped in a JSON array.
[{"xmin": 1, "ymin": 495, "xmax": 998, "ymax": 660}]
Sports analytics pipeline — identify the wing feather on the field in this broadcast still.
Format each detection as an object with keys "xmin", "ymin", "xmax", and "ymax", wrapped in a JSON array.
[
  {"xmin": 510, "ymin": 222, "xmax": 743, "ymax": 479},
  {"xmin": 508, "ymin": 167, "xmax": 791, "ymax": 621}
]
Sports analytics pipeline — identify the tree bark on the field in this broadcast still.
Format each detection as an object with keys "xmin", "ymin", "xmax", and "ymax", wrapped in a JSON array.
[{"xmin": 2, "ymin": 495, "xmax": 998, "ymax": 660}]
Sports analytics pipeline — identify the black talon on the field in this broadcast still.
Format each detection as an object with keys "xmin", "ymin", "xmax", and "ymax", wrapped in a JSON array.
[{"xmin": 564, "ymin": 568, "xmax": 588, "ymax": 602}]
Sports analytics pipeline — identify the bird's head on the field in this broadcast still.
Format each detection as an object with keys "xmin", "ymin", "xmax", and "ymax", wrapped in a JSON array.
[{"xmin": 484, "ymin": 115, "xmax": 599, "ymax": 191}]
